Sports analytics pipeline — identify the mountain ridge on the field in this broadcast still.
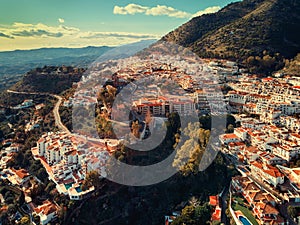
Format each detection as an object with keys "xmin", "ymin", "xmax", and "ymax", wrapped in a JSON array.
[
  {"xmin": 0, "ymin": 45, "xmax": 110, "ymax": 54},
  {"xmin": 162, "ymin": 0, "xmax": 300, "ymax": 71},
  {"xmin": 0, "ymin": 46, "xmax": 113, "ymax": 91}
]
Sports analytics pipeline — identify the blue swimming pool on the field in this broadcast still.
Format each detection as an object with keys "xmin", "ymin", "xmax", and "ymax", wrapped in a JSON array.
[
  {"xmin": 64, "ymin": 183, "xmax": 74, "ymax": 190},
  {"xmin": 75, "ymin": 187, "xmax": 82, "ymax": 193},
  {"xmin": 239, "ymin": 216, "xmax": 252, "ymax": 225}
]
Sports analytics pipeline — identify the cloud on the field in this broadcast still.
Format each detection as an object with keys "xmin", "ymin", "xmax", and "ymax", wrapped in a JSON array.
[
  {"xmin": 12, "ymin": 29, "xmax": 63, "ymax": 38},
  {"xmin": 60, "ymin": 25, "xmax": 80, "ymax": 32},
  {"xmin": 0, "ymin": 21, "xmax": 161, "ymax": 51},
  {"xmin": 146, "ymin": 5, "xmax": 191, "ymax": 18},
  {"xmin": 113, "ymin": 4, "xmax": 148, "ymax": 15},
  {"xmin": 113, "ymin": 4, "xmax": 190, "ymax": 18},
  {"xmin": 80, "ymin": 32, "xmax": 158, "ymax": 39},
  {"xmin": 0, "ymin": 22, "xmax": 159, "ymax": 40},
  {"xmin": 0, "ymin": 32, "xmax": 14, "ymax": 39},
  {"xmin": 192, "ymin": 6, "xmax": 221, "ymax": 18},
  {"xmin": 58, "ymin": 18, "xmax": 65, "ymax": 23},
  {"xmin": 113, "ymin": 4, "xmax": 220, "ymax": 19},
  {"xmin": 0, "ymin": 22, "xmax": 79, "ymax": 39}
]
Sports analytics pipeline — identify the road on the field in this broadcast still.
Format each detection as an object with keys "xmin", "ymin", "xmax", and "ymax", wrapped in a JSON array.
[
  {"xmin": 7, "ymin": 90, "xmax": 71, "ymax": 134},
  {"xmin": 220, "ymin": 185, "xmax": 229, "ymax": 224},
  {"xmin": 52, "ymin": 94, "xmax": 71, "ymax": 134}
]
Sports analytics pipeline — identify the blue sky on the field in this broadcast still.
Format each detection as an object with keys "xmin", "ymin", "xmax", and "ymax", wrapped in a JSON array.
[{"xmin": 0, "ymin": 0, "xmax": 238, "ymax": 51}]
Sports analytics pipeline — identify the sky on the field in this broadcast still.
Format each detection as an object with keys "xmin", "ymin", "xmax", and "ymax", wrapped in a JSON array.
[{"xmin": 0, "ymin": 0, "xmax": 238, "ymax": 51}]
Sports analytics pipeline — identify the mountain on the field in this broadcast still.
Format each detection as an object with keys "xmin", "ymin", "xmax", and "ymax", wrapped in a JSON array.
[
  {"xmin": 93, "ymin": 39, "xmax": 157, "ymax": 63},
  {"xmin": 162, "ymin": 0, "xmax": 300, "ymax": 66},
  {"xmin": 0, "ymin": 46, "xmax": 113, "ymax": 91},
  {"xmin": 11, "ymin": 66, "xmax": 86, "ymax": 94}
]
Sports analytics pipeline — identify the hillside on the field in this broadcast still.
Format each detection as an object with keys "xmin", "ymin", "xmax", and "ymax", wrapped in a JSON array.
[
  {"xmin": 281, "ymin": 53, "xmax": 300, "ymax": 76},
  {"xmin": 11, "ymin": 66, "xmax": 85, "ymax": 94},
  {"xmin": 0, "ymin": 46, "xmax": 112, "ymax": 91},
  {"xmin": 162, "ymin": 0, "xmax": 300, "ymax": 67}
]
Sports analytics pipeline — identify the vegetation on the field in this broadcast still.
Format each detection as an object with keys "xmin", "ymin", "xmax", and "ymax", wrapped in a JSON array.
[
  {"xmin": 0, "ymin": 91, "xmax": 73, "ymax": 224},
  {"xmin": 232, "ymin": 201, "xmax": 259, "ymax": 225},
  {"xmin": 71, "ymin": 152, "xmax": 235, "ymax": 225},
  {"xmin": 281, "ymin": 53, "xmax": 300, "ymax": 76},
  {"xmin": 173, "ymin": 122, "xmax": 211, "ymax": 176},
  {"xmin": 0, "ymin": 46, "xmax": 112, "ymax": 91},
  {"xmin": 163, "ymin": 0, "xmax": 300, "ymax": 74},
  {"xmin": 69, "ymin": 111, "xmax": 238, "ymax": 225},
  {"xmin": 81, "ymin": 171, "xmax": 102, "ymax": 191},
  {"xmin": 59, "ymin": 105, "xmax": 72, "ymax": 131},
  {"xmin": 11, "ymin": 66, "xmax": 85, "ymax": 94},
  {"xmin": 287, "ymin": 206, "xmax": 300, "ymax": 219},
  {"xmin": 172, "ymin": 203, "xmax": 212, "ymax": 225},
  {"xmin": 162, "ymin": 0, "xmax": 264, "ymax": 47}
]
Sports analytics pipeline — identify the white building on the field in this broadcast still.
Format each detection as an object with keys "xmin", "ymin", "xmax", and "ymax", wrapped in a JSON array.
[{"xmin": 250, "ymin": 161, "xmax": 284, "ymax": 186}]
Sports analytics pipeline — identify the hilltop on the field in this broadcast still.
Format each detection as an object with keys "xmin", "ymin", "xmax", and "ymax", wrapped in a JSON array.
[
  {"xmin": 11, "ymin": 65, "xmax": 85, "ymax": 94},
  {"xmin": 162, "ymin": 0, "xmax": 300, "ymax": 72},
  {"xmin": 0, "ymin": 46, "xmax": 112, "ymax": 91}
]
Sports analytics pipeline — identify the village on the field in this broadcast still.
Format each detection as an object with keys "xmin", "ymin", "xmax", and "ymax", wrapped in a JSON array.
[{"xmin": 0, "ymin": 55, "xmax": 300, "ymax": 225}]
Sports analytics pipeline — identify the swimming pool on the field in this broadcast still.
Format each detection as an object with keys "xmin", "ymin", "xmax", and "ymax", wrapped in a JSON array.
[
  {"xmin": 75, "ymin": 187, "xmax": 82, "ymax": 193},
  {"xmin": 239, "ymin": 216, "xmax": 252, "ymax": 225},
  {"xmin": 64, "ymin": 183, "xmax": 74, "ymax": 190}
]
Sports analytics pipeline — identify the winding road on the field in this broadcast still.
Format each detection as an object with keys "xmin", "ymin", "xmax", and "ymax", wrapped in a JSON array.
[{"xmin": 7, "ymin": 89, "xmax": 71, "ymax": 134}]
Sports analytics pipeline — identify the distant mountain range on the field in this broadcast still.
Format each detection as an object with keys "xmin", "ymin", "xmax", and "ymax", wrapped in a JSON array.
[
  {"xmin": 0, "ymin": 39, "xmax": 158, "ymax": 91},
  {"xmin": 162, "ymin": 0, "xmax": 300, "ymax": 65},
  {"xmin": 0, "ymin": 46, "xmax": 113, "ymax": 90},
  {"xmin": 2, "ymin": 0, "xmax": 300, "ymax": 92}
]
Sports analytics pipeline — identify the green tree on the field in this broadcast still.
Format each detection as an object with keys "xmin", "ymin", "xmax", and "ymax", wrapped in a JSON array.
[
  {"xmin": 287, "ymin": 206, "xmax": 297, "ymax": 218},
  {"xmin": 227, "ymin": 124, "xmax": 234, "ymax": 133},
  {"xmin": 173, "ymin": 122, "xmax": 211, "ymax": 176},
  {"xmin": 81, "ymin": 170, "xmax": 101, "ymax": 191},
  {"xmin": 194, "ymin": 203, "xmax": 212, "ymax": 224},
  {"xmin": 131, "ymin": 120, "xmax": 141, "ymax": 139},
  {"xmin": 20, "ymin": 216, "xmax": 30, "ymax": 225},
  {"xmin": 18, "ymin": 191, "xmax": 25, "ymax": 206},
  {"xmin": 172, "ymin": 203, "xmax": 212, "ymax": 225}
]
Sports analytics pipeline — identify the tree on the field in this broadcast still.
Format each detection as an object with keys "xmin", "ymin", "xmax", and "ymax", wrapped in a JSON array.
[
  {"xmin": 37, "ymin": 168, "xmax": 48, "ymax": 182},
  {"xmin": 30, "ymin": 183, "xmax": 45, "ymax": 200},
  {"xmin": 172, "ymin": 203, "xmax": 212, "ymax": 225},
  {"xmin": 204, "ymin": 130, "xmax": 210, "ymax": 146},
  {"xmin": 33, "ymin": 214, "xmax": 41, "ymax": 224},
  {"xmin": 45, "ymin": 181, "xmax": 56, "ymax": 194},
  {"xmin": 173, "ymin": 122, "xmax": 211, "ymax": 176},
  {"xmin": 18, "ymin": 191, "xmax": 25, "ymax": 206},
  {"xmin": 20, "ymin": 216, "xmax": 30, "ymax": 225},
  {"xmin": 199, "ymin": 128, "xmax": 206, "ymax": 147},
  {"xmin": 81, "ymin": 170, "xmax": 101, "ymax": 191},
  {"xmin": 262, "ymin": 55, "xmax": 276, "ymax": 69},
  {"xmin": 0, "ymin": 212, "xmax": 9, "ymax": 225},
  {"xmin": 227, "ymin": 124, "xmax": 234, "ymax": 133},
  {"xmin": 287, "ymin": 206, "xmax": 297, "ymax": 218},
  {"xmin": 7, "ymin": 204, "xmax": 16, "ymax": 215},
  {"xmin": 245, "ymin": 56, "xmax": 255, "ymax": 67},
  {"xmin": 194, "ymin": 203, "xmax": 212, "ymax": 224},
  {"xmin": 131, "ymin": 120, "xmax": 141, "ymax": 138},
  {"xmin": 172, "ymin": 205, "xmax": 196, "ymax": 225},
  {"xmin": 145, "ymin": 109, "xmax": 152, "ymax": 126},
  {"xmin": 189, "ymin": 196, "xmax": 200, "ymax": 207}
]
